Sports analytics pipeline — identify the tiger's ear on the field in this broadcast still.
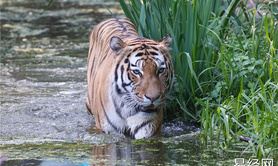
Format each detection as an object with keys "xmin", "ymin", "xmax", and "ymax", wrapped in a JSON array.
[
  {"xmin": 110, "ymin": 36, "xmax": 126, "ymax": 52},
  {"xmin": 159, "ymin": 34, "xmax": 172, "ymax": 48}
]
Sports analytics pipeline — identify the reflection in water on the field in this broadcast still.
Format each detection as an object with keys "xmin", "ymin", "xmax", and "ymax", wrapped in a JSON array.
[
  {"xmin": 1, "ymin": 141, "xmax": 164, "ymax": 166},
  {"xmin": 2, "ymin": 159, "xmax": 89, "ymax": 166},
  {"xmin": 91, "ymin": 141, "xmax": 164, "ymax": 166},
  {"xmin": 1, "ymin": 133, "xmax": 257, "ymax": 165}
]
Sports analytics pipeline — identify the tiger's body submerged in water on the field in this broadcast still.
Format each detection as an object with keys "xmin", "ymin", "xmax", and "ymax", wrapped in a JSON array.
[{"xmin": 86, "ymin": 18, "xmax": 173, "ymax": 139}]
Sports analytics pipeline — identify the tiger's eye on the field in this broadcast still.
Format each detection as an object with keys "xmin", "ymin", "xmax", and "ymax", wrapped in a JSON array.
[
  {"xmin": 133, "ymin": 70, "xmax": 140, "ymax": 74},
  {"xmin": 158, "ymin": 68, "xmax": 165, "ymax": 75},
  {"xmin": 132, "ymin": 70, "xmax": 142, "ymax": 77}
]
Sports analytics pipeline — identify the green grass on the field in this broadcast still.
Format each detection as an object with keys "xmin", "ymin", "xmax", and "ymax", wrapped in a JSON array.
[
  {"xmin": 118, "ymin": 0, "xmax": 278, "ymax": 159},
  {"xmin": 197, "ymin": 10, "xmax": 278, "ymax": 158}
]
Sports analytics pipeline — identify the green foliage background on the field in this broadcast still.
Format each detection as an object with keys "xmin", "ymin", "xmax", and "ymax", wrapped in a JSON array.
[{"xmin": 118, "ymin": 0, "xmax": 278, "ymax": 158}]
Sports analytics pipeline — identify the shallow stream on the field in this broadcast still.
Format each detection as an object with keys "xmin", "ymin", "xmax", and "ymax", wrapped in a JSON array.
[{"xmin": 1, "ymin": 0, "xmax": 255, "ymax": 165}]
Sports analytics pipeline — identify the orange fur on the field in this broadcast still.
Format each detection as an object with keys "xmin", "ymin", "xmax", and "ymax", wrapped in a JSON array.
[{"xmin": 86, "ymin": 18, "xmax": 173, "ymax": 139}]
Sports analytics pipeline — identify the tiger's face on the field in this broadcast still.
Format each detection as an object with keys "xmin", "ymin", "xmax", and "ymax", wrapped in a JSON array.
[
  {"xmin": 110, "ymin": 35, "xmax": 173, "ymax": 117},
  {"xmin": 128, "ymin": 48, "xmax": 169, "ymax": 113}
]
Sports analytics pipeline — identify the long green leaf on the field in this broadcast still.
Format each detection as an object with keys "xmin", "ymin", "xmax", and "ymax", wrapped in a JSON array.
[{"xmin": 42, "ymin": 0, "xmax": 53, "ymax": 14}]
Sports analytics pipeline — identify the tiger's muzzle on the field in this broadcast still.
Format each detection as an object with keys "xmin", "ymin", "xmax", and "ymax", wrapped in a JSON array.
[
  {"xmin": 139, "ymin": 104, "xmax": 158, "ymax": 113},
  {"xmin": 135, "ymin": 92, "xmax": 165, "ymax": 113}
]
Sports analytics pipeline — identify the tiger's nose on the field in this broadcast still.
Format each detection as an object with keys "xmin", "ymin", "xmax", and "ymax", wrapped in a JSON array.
[{"xmin": 145, "ymin": 94, "xmax": 160, "ymax": 102}]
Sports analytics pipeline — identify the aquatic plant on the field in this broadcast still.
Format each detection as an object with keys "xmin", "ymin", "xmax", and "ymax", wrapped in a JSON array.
[{"xmin": 118, "ymin": 0, "xmax": 278, "ymax": 159}]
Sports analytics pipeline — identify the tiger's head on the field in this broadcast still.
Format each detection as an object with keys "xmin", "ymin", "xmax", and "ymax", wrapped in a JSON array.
[{"xmin": 110, "ymin": 35, "xmax": 173, "ymax": 118}]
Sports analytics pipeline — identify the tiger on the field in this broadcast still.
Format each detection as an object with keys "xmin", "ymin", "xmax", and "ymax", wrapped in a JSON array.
[{"xmin": 86, "ymin": 18, "xmax": 174, "ymax": 139}]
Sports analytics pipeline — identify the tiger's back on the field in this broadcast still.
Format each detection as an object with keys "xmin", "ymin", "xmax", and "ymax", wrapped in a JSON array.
[
  {"xmin": 87, "ymin": 18, "xmax": 173, "ymax": 139},
  {"xmin": 87, "ymin": 18, "xmax": 139, "ymax": 83}
]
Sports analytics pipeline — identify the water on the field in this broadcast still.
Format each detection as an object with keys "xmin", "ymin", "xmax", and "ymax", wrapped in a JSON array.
[{"xmin": 1, "ymin": 0, "xmax": 255, "ymax": 165}]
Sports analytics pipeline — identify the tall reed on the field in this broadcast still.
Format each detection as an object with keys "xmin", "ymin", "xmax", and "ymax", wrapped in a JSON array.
[{"xmin": 118, "ymin": 0, "xmax": 242, "ymax": 119}]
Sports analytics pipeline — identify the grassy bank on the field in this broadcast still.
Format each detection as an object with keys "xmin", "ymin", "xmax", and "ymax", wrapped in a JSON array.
[{"xmin": 118, "ymin": 0, "xmax": 278, "ymax": 158}]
